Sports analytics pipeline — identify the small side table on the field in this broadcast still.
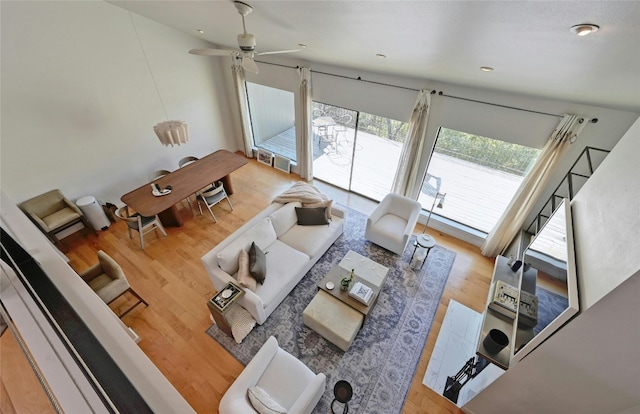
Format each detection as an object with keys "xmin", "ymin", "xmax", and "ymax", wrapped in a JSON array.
[
  {"xmin": 207, "ymin": 282, "xmax": 244, "ymax": 337},
  {"xmin": 410, "ymin": 234, "xmax": 436, "ymax": 270}
]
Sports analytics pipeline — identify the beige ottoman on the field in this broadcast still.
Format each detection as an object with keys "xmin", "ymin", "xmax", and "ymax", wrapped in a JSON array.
[{"xmin": 303, "ymin": 290, "xmax": 364, "ymax": 351}]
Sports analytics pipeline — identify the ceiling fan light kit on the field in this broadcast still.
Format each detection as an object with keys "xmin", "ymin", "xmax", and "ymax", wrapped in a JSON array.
[{"xmin": 188, "ymin": 0, "xmax": 301, "ymax": 75}]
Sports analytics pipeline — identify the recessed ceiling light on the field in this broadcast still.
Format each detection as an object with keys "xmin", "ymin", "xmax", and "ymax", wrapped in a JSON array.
[
  {"xmin": 376, "ymin": 54, "xmax": 386, "ymax": 59},
  {"xmin": 298, "ymin": 43, "xmax": 307, "ymax": 48},
  {"xmin": 570, "ymin": 24, "xmax": 599, "ymax": 36},
  {"xmin": 197, "ymin": 29, "xmax": 205, "ymax": 34},
  {"xmin": 480, "ymin": 66, "xmax": 494, "ymax": 72}
]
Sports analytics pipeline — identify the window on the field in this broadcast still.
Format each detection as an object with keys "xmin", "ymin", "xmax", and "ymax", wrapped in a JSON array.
[
  {"xmin": 312, "ymin": 102, "xmax": 408, "ymax": 201},
  {"xmin": 245, "ymin": 83, "xmax": 296, "ymax": 161},
  {"xmin": 419, "ymin": 128, "xmax": 540, "ymax": 233}
]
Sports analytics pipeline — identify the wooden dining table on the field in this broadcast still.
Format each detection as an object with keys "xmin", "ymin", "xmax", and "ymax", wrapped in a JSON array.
[{"xmin": 121, "ymin": 150, "xmax": 248, "ymax": 227}]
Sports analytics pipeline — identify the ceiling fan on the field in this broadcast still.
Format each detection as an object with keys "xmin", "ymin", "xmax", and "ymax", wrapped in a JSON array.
[{"xmin": 189, "ymin": 1, "xmax": 300, "ymax": 74}]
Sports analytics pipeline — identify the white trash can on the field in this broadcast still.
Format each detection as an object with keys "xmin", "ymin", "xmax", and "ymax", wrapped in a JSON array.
[{"xmin": 76, "ymin": 196, "xmax": 110, "ymax": 231}]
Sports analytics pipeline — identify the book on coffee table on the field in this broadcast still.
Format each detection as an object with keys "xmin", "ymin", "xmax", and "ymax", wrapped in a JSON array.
[{"xmin": 349, "ymin": 281, "xmax": 374, "ymax": 306}]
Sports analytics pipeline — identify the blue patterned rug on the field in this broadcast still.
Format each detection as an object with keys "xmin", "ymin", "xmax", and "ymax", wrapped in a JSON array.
[{"xmin": 207, "ymin": 206, "xmax": 456, "ymax": 413}]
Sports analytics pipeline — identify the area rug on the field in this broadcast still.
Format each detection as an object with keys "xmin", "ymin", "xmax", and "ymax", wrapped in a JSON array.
[{"xmin": 207, "ymin": 206, "xmax": 456, "ymax": 414}]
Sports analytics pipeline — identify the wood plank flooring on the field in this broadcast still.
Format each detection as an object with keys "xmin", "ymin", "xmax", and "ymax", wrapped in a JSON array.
[{"xmin": 6, "ymin": 155, "xmax": 494, "ymax": 413}]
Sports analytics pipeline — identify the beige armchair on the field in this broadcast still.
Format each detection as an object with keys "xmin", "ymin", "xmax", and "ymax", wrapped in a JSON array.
[
  {"xmin": 79, "ymin": 250, "xmax": 148, "ymax": 318},
  {"xmin": 19, "ymin": 189, "xmax": 95, "ymax": 248}
]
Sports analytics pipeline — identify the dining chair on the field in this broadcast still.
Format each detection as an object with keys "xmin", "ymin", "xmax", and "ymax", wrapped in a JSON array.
[
  {"xmin": 196, "ymin": 182, "xmax": 233, "ymax": 223},
  {"xmin": 78, "ymin": 250, "xmax": 148, "ymax": 318},
  {"xmin": 148, "ymin": 169, "xmax": 171, "ymax": 182},
  {"xmin": 178, "ymin": 155, "xmax": 199, "ymax": 168},
  {"xmin": 114, "ymin": 206, "xmax": 167, "ymax": 250},
  {"xmin": 178, "ymin": 156, "xmax": 202, "ymax": 209}
]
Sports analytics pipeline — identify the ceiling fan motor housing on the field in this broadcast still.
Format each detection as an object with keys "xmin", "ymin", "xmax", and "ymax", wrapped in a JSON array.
[{"xmin": 237, "ymin": 33, "xmax": 256, "ymax": 51}]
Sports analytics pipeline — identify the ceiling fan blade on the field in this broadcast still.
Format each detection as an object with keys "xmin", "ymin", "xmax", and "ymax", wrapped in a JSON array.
[
  {"xmin": 241, "ymin": 56, "xmax": 259, "ymax": 74},
  {"xmin": 255, "ymin": 49, "xmax": 301, "ymax": 56},
  {"xmin": 189, "ymin": 48, "xmax": 237, "ymax": 57}
]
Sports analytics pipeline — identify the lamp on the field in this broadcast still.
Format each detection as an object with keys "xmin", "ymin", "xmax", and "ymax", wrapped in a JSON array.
[
  {"xmin": 128, "ymin": 10, "xmax": 189, "ymax": 147},
  {"xmin": 153, "ymin": 120, "xmax": 189, "ymax": 147},
  {"xmin": 418, "ymin": 191, "xmax": 446, "ymax": 246},
  {"xmin": 330, "ymin": 380, "xmax": 353, "ymax": 414}
]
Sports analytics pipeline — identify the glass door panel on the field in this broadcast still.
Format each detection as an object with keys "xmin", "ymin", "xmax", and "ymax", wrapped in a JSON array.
[
  {"xmin": 312, "ymin": 102, "xmax": 407, "ymax": 202},
  {"xmin": 312, "ymin": 102, "xmax": 356, "ymax": 190},
  {"xmin": 350, "ymin": 113, "xmax": 407, "ymax": 201}
]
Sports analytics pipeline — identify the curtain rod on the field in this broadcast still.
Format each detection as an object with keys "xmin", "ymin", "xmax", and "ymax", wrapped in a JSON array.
[
  {"xmin": 437, "ymin": 91, "xmax": 599, "ymax": 123},
  {"xmin": 255, "ymin": 61, "xmax": 598, "ymax": 123},
  {"xmin": 255, "ymin": 60, "xmax": 421, "ymax": 92}
]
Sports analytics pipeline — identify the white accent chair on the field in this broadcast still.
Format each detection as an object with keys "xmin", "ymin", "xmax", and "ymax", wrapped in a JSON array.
[
  {"xmin": 219, "ymin": 336, "xmax": 326, "ymax": 414},
  {"xmin": 365, "ymin": 193, "xmax": 422, "ymax": 255}
]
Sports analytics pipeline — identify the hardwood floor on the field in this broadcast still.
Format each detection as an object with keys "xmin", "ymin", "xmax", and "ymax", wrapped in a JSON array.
[{"xmin": 10, "ymin": 156, "xmax": 495, "ymax": 413}]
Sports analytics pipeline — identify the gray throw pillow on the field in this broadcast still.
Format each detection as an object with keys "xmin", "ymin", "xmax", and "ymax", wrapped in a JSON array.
[
  {"xmin": 248, "ymin": 242, "xmax": 266, "ymax": 284},
  {"xmin": 295, "ymin": 207, "xmax": 329, "ymax": 225}
]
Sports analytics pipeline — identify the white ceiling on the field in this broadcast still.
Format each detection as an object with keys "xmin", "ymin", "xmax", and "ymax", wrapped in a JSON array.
[{"xmin": 109, "ymin": 1, "xmax": 640, "ymax": 112}]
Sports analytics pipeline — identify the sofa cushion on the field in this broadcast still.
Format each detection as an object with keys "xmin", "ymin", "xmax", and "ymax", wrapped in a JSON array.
[
  {"xmin": 278, "ymin": 216, "xmax": 343, "ymax": 258},
  {"xmin": 255, "ymin": 240, "xmax": 309, "ymax": 310},
  {"xmin": 247, "ymin": 385, "xmax": 287, "ymax": 414},
  {"xmin": 237, "ymin": 250, "xmax": 256, "ymax": 291},
  {"xmin": 217, "ymin": 218, "xmax": 277, "ymax": 274},
  {"xmin": 295, "ymin": 207, "xmax": 329, "ymax": 226},
  {"xmin": 249, "ymin": 242, "xmax": 267, "ymax": 284},
  {"xmin": 269, "ymin": 202, "xmax": 301, "ymax": 237}
]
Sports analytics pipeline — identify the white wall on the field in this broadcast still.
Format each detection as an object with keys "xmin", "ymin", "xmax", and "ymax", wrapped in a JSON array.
[
  {"xmin": 463, "ymin": 118, "xmax": 640, "ymax": 413},
  {"xmin": 0, "ymin": 1, "xmax": 237, "ymax": 205}
]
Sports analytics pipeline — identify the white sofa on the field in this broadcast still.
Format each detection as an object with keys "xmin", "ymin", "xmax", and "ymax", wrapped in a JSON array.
[
  {"xmin": 202, "ymin": 202, "xmax": 346, "ymax": 325},
  {"xmin": 219, "ymin": 336, "xmax": 326, "ymax": 414}
]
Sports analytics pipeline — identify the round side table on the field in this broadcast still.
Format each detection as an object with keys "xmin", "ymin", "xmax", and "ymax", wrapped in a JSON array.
[{"xmin": 410, "ymin": 234, "xmax": 436, "ymax": 270}]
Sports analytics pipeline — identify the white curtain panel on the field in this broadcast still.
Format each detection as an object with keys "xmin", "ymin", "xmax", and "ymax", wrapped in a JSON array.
[
  {"xmin": 392, "ymin": 89, "xmax": 432, "ymax": 197},
  {"xmin": 481, "ymin": 114, "xmax": 590, "ymax": 257},
  {"xmin": 297, "ymin": 67, "xmax": 313, "ymax": 180},
  {"xmin": 231, "ymin": 64, "xmax": 255, "ymax": 158}
]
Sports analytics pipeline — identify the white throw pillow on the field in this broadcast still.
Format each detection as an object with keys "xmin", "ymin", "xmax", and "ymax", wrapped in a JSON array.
[
  {"xmin": 217, "ymin": 218, "xmax": 277, "ymax": 274},
  {"xmin": 248, "ymin": 386, "xmax": 287, "ymax": 414}
]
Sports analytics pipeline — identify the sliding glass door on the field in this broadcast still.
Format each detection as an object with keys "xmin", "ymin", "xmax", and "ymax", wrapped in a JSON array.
[{"xmin": 312, "ymin": 102, "xmax": 407, "ymax": 201}]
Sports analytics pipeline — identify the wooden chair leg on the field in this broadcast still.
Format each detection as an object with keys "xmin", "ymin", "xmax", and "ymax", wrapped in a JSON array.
[
  {"xmin": 138, "ymin": 228, "xmax": 145, "ymax": 250},
  {"xmin": 117, "ymin": 288, "xmax": 148, "ymax": 318},
  {"xmin": 207, "ymin": 206, "xmax": 217, "ymax": 223}
]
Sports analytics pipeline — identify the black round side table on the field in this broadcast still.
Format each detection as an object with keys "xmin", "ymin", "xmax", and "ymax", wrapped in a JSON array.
[{"xmin": 330, "ymin": 380, "xmax": 353, "ymax": 414}]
